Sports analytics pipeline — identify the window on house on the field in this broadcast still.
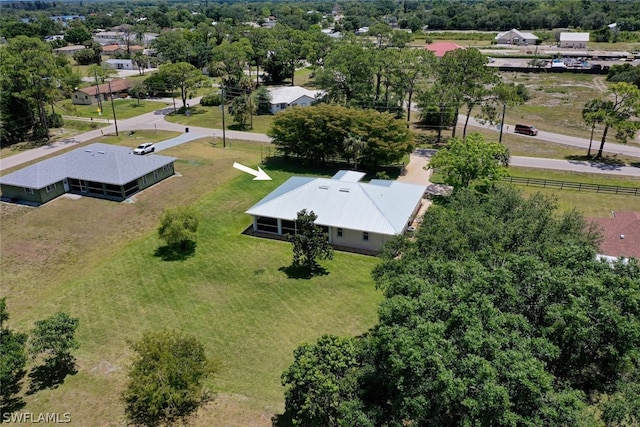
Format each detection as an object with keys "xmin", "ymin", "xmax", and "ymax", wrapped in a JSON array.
[
  {"xmin": 153, "ymin": 170, "xmax": 158, "ymax": 179},
  {"xmin": 24, "ymin": 187, "xmax": 34, "ymax": 194},
  {"xmin": 45, "ymin": 183, "xmax": 57, "ymax": 193},
  {"xmin": 85, "ymin": 95, "xmax": 88, "ymax": 100},
  {"xmin": 337, "ymin": 228, "xmax": 343, "ymax": 238},
  {"xmin": 141, "ymin": 175, "xmax": 147, "ymax": 185},
  {"xmin": 363, "ymin": 232, "xmax": 369, "ymax": 241}
]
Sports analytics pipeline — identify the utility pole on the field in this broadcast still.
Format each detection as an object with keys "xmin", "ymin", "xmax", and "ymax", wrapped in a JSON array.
[
  {"xmin": 221, "ymin": 86, "xmax": 226, "ymax": 148},
  {"xmin": 107, "ymin": 79, "xmax": 119, "ymax": 136},
  {"xmin": 93, "ymin": 69, "xmax": 103, "ymax": 115},
  {"xmin": 498, "ymin": 103, "xmax": 506, "ymax": 144}
]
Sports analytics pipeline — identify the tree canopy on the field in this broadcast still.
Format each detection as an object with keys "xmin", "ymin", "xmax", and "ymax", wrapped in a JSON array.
[
  {"xmin": 282, "ymin": 186, "xmax": 640, "ymax": 426},
  {"xmin": 122, "ymin": 330, "xmax": 213, "ymax": 427},
  {"xmin": 158, "ymin": 205, "xmax": 200, "ymax": 250},
  {"xmin": 0, "ymin": 299, "xmax": 27, "ymax": 418},
  {"xmin": 429, "ymin": 132, "xmax": 510, "ymax": 188},
  {"xmin": 268, "ymin": 104, "xmax": 413, "ymax": 169}
]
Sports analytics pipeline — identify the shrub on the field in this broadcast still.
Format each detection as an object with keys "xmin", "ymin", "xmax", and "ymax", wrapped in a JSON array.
[{"xmin": 200, "ymin": 92, "xmax": 222, "ymax": 107}]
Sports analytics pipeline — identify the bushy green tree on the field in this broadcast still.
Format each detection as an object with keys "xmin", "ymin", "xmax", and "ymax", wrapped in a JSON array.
[
  {"xmin": 0, "ymin": 299, "xmax": 27, "ymax": 418},
  {"xmin": 122, "ymin": 330, "xmax": 213, "ymax": 427},
  {"xmin": 230, "ymin": 94, "xmax": 252, "ymax": 130},
  {"xmin": 282, "ymin": 335, "xmax": 361, "ymax": 427},
  {"xmin": 428, "ymin": 132, "xmax": 510, "ymax": 188},
  {"xmin": 290, "ymin": 209, "xmax": 333, "ymax": 270},
  {"xmin": 282, "ymin": 186, "xmax": 640, "ymax": 426},
  {"xmin": 253, "ymin": 86, "xmax": 272, "ymax": 114},
  {"xmin": 268, "ymin": 104, "xmax": 413, "ymax": 168},
  {"xmin": 158, "ymin": 206, "xmax": 200, "ymax": 250},
  {"xmin": 157, "ymin": 62, "xmax": 207, "ymax": 109},
  {"xmin": 29, "ymin": 312, "xmax": 79, "ymax": 366}
]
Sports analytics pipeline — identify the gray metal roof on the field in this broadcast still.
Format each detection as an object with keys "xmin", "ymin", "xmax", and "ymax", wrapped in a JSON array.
[
  {"xmin": 246, "ymin": 172, "xmax": 426, "ymax": 235},
  {"xmin": 0, "ymin": 143, "xmax": 176, "ymax": 188}
]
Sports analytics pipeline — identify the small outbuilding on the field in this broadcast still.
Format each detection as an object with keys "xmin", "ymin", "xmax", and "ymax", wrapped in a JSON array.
[
  {"xmin": 104, "ymin": 59, "xmax": 135, "ymax": 70},
  {"xmin": 559, "ymin": 32, "xmax": 590, "ymax": 48},
  {"xmin": 245, "ymin": 171, "xmax": 426, "ymax": 253},
  {"xmin": 0, "ymin": 143, "xmax": 176, "ymax": 205},
  {"xmin": 495, "ymin": 29, "xmax": 538, "ymax": 45},
  {"xmin": 267, "ymin": 86, "xmax": 324, "ymax": 114}
]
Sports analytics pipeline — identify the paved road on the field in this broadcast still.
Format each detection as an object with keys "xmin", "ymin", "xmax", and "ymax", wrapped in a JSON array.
[
  {"xmin": 460, "ymin": 115, "xmax": 640, "ymax": 158},
  {"xmin": 2, "ymin": 102, "xmax": 639, "ymax": 179}
]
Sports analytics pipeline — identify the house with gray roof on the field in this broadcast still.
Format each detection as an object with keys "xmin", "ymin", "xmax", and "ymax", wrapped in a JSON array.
[
  {"xmin": 268, "ymin": 86, "xmax": 324, "ymax": 114},
  {"xmin": 245, "ymin": 171, "xmax": 426, "ymax": 253},
  {"xmin": 495, "ymin": 29, "xmax": 538, "ymax": 46},
  {"xmin": 0, "ymin": 143, "xmax": 176, "ymax": 205}
]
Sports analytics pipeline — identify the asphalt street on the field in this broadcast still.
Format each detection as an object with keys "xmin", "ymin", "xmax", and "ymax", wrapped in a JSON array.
[{"xmin": 1, "ymin": 101, "xmax": 639, "ymax": 178}]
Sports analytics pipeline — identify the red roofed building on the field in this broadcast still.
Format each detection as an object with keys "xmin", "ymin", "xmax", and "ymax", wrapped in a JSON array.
[
  {"xmin": 590, "ymin": 211, "xmax": 640, "ymax": 260},
  {"xmin": 424, "ymin": 42, "xmax": 465, "ymax": 58}
]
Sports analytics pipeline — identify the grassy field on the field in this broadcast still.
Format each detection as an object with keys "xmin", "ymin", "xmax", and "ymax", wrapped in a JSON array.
[
  {"xmin": 56, "ymin": 99, "xmax": 166, "ymax": 121},
  {"xmin": 0, "ymin": 139, "xmax": 381, "ymax": 426},
  {"xmin": 165, "ymin": 105, "xmax": 275, "ymax": 135}
]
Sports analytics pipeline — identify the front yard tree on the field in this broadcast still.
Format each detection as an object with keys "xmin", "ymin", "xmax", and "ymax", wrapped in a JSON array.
[
  {"xmin": 230, "ymin": 94, "xmax": 252, "ymax": 130},
  {"xmin": 157, "ymin": 62, "xmax": 207, "ymax": 109},
  {"xmin": 123, "ymin": 330, "xmax": 213, "ymax": 427},
  {"xmin": 590, "ymin": 82, "xmax": 640, "ymax": 158},
  {"xmin": 429, "ymin": 132, "xmax": 510, "ymax": 188},
  {"xmin": 290, "ymin": 209, "xmax": 333, "ymax": 270},
  {"xmin": 29, "ymin": 312, "xmax": 79, "ymax": 392},
  {"xmin": 0, "ymin": 298, "xmax": 27, "ymax": 418},
  {"xmin": 254, "ymin": 86, "xmax": 272, "ymax": 115},
  {"xmin": 158, "ymin": 206, "xmax": 200, "ymax": 250}
]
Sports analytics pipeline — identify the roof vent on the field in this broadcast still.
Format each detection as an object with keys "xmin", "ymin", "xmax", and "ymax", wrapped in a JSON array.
[
  {"xmin": 85, "ymin": 150, "xmax": 92, "ymax": 153},
  {"xmin": 339, "ymin": 188, "xmax": 350, "ymax": 193},
  {"xmin": 620, "ymin": 234, "xmax": 625, "ymax": 239},
  {"xmin": 98, "ymin": 151, "xmax": 105, "ymax": 154},
  {"xmin": 319, "ymin": 185, "xmax": 329, "ymax": 190}
]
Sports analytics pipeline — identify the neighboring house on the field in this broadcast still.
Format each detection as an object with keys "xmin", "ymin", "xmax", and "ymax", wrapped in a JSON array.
[
  {"xmin": 245, "ymin": 171, "xmax": 426, "ymax": 253},
  {"xmin": 261, "ymin": 17, "xmax": 277, "ymax": 29},
  {"xmin": 53, "ymin": 45, "xmax": 85, "ymax": 56},
  {"xmin": 72, "ymin": 79, "xmax": 134, "ymax": 105},
  {"xmin": 495, "ymin": 28, "xmax": 538, "ymax": 45},
  {"xmin": 590, "ymin": 211, "xmax": 640, "ymax": 260},
  {"xmin": 0, "ymin": 143, "xmax": 176, "ymax": 205},
  {"xmin": 424, "ymin": 41, "xmax": 465, "ymax": 57},
  {"xmin": 45, "ymin": 35, "xmax": 65, "ymax": 42},
  {"xmin": 559, "ymin": 32, "xmax": 590, "ymax": 48},
  {"xmin": 104, "ymin": 59, "xmax": 135, "ymax": 70},
  {"xmin": 268, "ymin": 86, "xmax": 324, "ymax": 114},
  {"xmin": 94, "ymin": 31, "xmax": 124, "ymax": 41}
]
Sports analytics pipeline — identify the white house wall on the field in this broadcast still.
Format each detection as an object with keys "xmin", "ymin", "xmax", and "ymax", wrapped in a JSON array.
[{"xmin": 329, "ymin": 226, "xmax": 390, "ymax": 252}]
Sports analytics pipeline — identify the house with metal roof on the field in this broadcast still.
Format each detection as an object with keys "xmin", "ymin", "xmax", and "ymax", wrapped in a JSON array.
[
  {"xmin": 245, "ymin": 171, "xmax": 426, "ymax": 253},
  {"xmin": 0, "ymin": 143, "xmax": 176, "ymax": 205},
  {"xmin": 559, "ymin": 32, "xmax": 590, "ymax": 48},
  {"xmin": 495, "ymin": 29, "xmax": 538, "ymax": 46},
  {"xmin": 267, "ymin": 86, "xmax": 324, "ymax": 114}
]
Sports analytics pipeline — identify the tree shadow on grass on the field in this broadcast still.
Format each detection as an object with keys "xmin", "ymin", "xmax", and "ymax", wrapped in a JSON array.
[
  {"xmin": 154, "ymin": 241, "xmax": 197, "ymax": 261},
  {"xmin": 271, "ymin": 410, "xmax": 294, "ymax": 427},
  {"xmin": 564, "ymin": 154, "xmax": 626, "ymax": 166},
  {"xmin": 27, "ymin": 357, "xmax": 77, "ymax": 395},
  {"xmin": 278, "ymin": 264, "xmax": 329, "ymax": 279}
]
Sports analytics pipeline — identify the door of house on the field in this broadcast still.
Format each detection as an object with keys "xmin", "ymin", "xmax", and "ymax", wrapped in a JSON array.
[
  {"xmin": 79, "ymin": 180, "xmax": 88, "ymax": 193},
  {"xmin": 63, "ymin": 179, "xmax": 69, "ymax": 192}
]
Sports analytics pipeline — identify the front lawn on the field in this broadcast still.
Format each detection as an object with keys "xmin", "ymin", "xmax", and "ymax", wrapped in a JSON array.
[{"xmin": 56, "ymin": 99, "xmax": 166, "ymax": 121}]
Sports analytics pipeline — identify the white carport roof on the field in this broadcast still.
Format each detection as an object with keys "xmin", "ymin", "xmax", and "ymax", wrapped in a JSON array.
[{"xmin": 246, "ymin": 171, "xmax": 426, "ymax": 235}]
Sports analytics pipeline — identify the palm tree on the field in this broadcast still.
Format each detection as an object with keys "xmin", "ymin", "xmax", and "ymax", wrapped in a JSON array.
[{"xmin": 343, "ymin": 134, "xmax": 367, "ymax": 170}]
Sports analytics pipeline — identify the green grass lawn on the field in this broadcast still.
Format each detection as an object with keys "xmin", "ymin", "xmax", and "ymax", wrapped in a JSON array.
[
  {"xmin": 56, "ymin": 99, "xmax": 167, "ymax": 121},
  {"xmin": 1, "ymin": 139, "xmax": 381, "ymax": 425},
  {"xmin": 165, "ymin": 105, "xmax": 275, "ymax": 135}
]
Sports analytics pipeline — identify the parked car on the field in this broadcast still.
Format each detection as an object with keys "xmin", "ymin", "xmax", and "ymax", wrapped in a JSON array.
[
  {"xmin": 133, "ymin": 143, "xmax": 155, "ymax": 155},
  {"xmin": 514, "ymin": 124, "xmax": 538, "ymax": 136}
]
